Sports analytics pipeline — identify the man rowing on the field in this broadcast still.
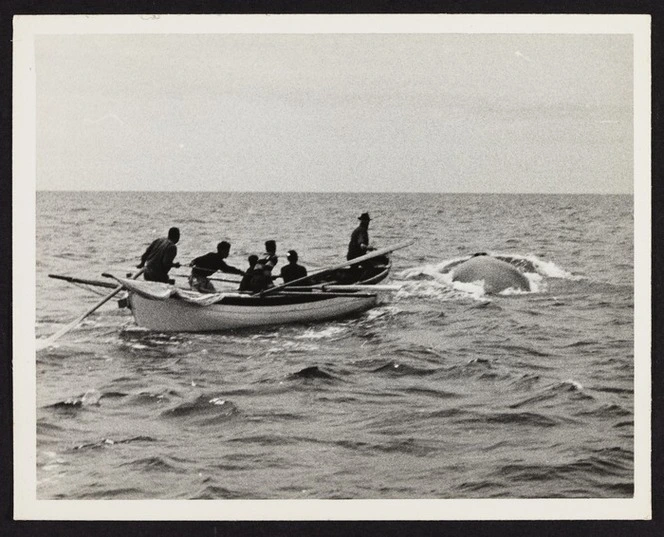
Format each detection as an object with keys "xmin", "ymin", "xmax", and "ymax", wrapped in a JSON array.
[
  {"xmin": 189, "ymin": 241, "xmax": 245, "ymax": 293},
  {"xmin": 137, "ymin": 227, "xmax": 181, "ymax": 284}
]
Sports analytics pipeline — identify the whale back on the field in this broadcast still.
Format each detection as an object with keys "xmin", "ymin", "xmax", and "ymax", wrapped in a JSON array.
[{"xmin": 451, "ymin": 256, "xmax": 530, "ymax": 293}]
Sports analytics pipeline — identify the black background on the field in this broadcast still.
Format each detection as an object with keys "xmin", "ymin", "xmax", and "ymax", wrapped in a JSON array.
[{"xmin": 1, "ymin": 1, "xmax": 661, "ymax": 536}]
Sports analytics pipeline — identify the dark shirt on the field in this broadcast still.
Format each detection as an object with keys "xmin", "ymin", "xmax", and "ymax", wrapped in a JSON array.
[
  {"xmin": 140, "ymin": 237, "xmax": 178, "ymax": 282},
  {"xmin": 258, "ymin": 252, "xmax": 278, "ymax": 270},
  {"xmin": 238, "ymin": 269, "xmax": 255, "ymax": 292},
  {"xmin": 281, "ymin": 263, "xmax": 308, "ymax": 283},
  {"xmin": 239, "ymin": 267, "xmax": 270, "ymax": 293},
  {"xmin": 191, "ymin": 252, "xmax": 244, "ymax": 278},
  {"xmin": 347, "ymin": 226, "xmax": 369, "ymax": 260}
]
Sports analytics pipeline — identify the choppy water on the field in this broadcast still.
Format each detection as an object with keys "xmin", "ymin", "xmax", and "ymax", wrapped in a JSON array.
[{"xmin": 36, "ymin": 191, "xmax": 634, "ymax": 499}]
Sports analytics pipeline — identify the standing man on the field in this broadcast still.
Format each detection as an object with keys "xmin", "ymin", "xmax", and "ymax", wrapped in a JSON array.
[
  {"xmin": 137, "ymin": 227, "xmax": 181, "ymax": 284},
  {"xmin": 189, "ymin": 241, "xmax": 245, "ymax": 293},
  {"xmin": 280, "ymin": 250, "xmax": 308, "ymax": 283},
  {"xmin": 347, "ymin": 213, "xmax": 372, "ymax": 260}
]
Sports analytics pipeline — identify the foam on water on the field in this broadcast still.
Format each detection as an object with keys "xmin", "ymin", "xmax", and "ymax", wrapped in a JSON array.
[
  {"xmin": 395, "ymin": 263, "xmax": 488, "ymax": 301},
  {"xmin": 293, "ymin": 326, "xmax": 347, "ymax": 340},
  {"xmin": 395, "ymin": 252, "xmax": 577, "ymax": 298},
  {"xmin": 363, "ymin": 305, "xmax": 401, "ymax": 321},
  {"xmin": 491, "ymin": 252, "xmax": 580, "ymax": 280}
]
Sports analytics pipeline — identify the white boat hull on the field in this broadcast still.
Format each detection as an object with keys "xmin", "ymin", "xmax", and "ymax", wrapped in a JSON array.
[{"xmin": 128, "ymin": 292, "xmax": 378, "ymax": 332}]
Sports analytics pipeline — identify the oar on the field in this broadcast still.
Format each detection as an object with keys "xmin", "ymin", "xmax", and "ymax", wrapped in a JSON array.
[
  {"xmin": 285, "ymin": 284, "xmax": 401, "ymax": 292},
  {"xmin": 49, "ymin": 274, "xmax": 119, "ymax": 290},
  {"xmin": 173, "ymin": 272, "xmax": 242, "ymax": 284},
  {"xmin": 278, "ymin": 291, "xmax": 378, "ymax": 298},
  {"xmin": 320, "ymin": 284, "xmax": 401, "ymax": 292},
  {"xmin": 255, "ymin": 239, "xmax": 414, "ymax": 297},
  {"xmin": 36, "ymin": 268, "xmax": 145, "ymax": 351}
]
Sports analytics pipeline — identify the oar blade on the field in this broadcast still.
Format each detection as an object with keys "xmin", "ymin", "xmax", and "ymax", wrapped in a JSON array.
[{"xmin": 37, "ymin": 268, "xmax": 145, "ymax": 351}]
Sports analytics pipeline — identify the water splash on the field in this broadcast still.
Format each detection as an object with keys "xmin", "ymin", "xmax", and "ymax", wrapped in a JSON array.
[
  {"xmin": 48, "ymin": 389, "xmax": 102, "ymax": 409},
  {"xmin": 395, "ymin": 252, "xmax": 576, "ymax": 299},
  {"xmin": 293, "ymin": 326, "xmax": 347, "ymax": 340}
]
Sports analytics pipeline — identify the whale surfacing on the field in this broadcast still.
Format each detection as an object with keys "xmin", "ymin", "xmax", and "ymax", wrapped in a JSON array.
[{"xmin": 451, "ymin": 255, "xmax": 530, "ymax": 293}]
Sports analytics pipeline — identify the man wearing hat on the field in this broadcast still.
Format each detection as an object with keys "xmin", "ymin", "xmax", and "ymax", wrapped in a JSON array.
[
  {"xmin": 347, "ymin": 212, "xmax": 373, "ymax": 261},
  {"xmin": 281, "ymin": 250, "xmax": 308, "ymax": 284}
]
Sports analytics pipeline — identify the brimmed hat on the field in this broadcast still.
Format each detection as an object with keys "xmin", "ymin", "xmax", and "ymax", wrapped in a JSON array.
[{"xmin": 358, "ymin": 212, "xmax": 371, "ymax": 221}]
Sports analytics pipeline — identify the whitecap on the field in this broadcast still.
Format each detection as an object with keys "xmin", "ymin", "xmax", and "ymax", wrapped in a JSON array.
[
  {"xmin": 364, "ymin": 305, "xmax": 401, "ymax": 321},
  {"xmin": 293, "ymin": 326, "xmax": 347, "ymax": 340},
  {"xmin": 492, "ymin": 252, "xmax": 580, "ymax": 280}
]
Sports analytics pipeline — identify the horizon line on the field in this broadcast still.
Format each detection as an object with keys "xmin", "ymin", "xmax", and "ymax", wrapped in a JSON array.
[{"xmin": 35, "ymin": 190, "xmax": 633, "ymax": 195}]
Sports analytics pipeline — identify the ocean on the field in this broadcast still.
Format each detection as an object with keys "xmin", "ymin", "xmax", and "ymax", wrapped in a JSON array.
[{"xmin": 35, "ymin": 191, "xmax": 634, "ymax": 499}]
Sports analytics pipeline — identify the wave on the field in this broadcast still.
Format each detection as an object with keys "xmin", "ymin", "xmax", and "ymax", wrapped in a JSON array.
[
  {"xmin": 190, "ymin": 485, "xmax": 244, "ymax": 499},
  {"xmin": 397, "ymin": 386, "xmax": 462, "ymax": 399},
  {"xmin": 75, "ymin": 487, "xmax": 144, "ymax": 499},
  {"xmin": 573, "ymin": 402, "xmax": 632, "ymax": 419},
  {"xmin": 425, "ymin": 406, "xmax": 559, "ymax": 428},
  {"xmin": 293, "ymin": 326, "xmax": 347, "ymax": 340},
  {"xmin": 37, "ymin": 419, "xmax": 65, "ymax": 434},
  {"xmin": 289, "ymin": 365, "xmax": 337, "ymax": 380},
  {"xmin": 47, "ymin": 389, "xmax": 102, "ymax": 409},
  {"xmin": 440, "ymin": 357, "xmax": 502, "ymax": 380},
  {"xmin": 119, "ymin": 456, "xmax": 185, "ymax": 473},
  {"xmin": 371, "ymin": 361, "xmax": 439, "ymax": 376},
  {"xmin": 483, "ymin": 411, "xmax": 560, "ymax": 427},
  {"xmin": 128, "ymin": 388, "xmax": 182, "ymax": 406},
  {"xmin": 160, "ymin": 394, "xmax": 239, "ymax": 424},
  {"xmin": 492, "ymin": 446, "xmax": 633, "ymax": 495},
  {"xmin": 509, "ymin": 380, "xmax": 595, "ymax": 409},
  {"xmin": 73, "ymin": 435, "xmax": 157, "ymax": 451}
]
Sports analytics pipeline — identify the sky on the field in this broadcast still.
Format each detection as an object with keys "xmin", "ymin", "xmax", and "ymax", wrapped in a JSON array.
[{"xmin": 34, "ymin": 23, "xmax": 636, "ymax": 193}]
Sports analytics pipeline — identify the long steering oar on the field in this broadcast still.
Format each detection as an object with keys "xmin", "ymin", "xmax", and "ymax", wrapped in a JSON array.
[
  {"xmin": 36, "ymin": 268, "xmax": 145, "ymax": 351},
  {"xmin": 255, "ymin": 239, "xmax": 415, "ymax": 297}
]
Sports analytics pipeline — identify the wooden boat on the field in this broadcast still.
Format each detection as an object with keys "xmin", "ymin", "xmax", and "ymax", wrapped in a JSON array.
[
  {"xmin": 123, "ymin": 257, "xmax": 391, "ymax": 332},
  {"xmin": 43, "ymin": 241, "xmax": 413, "ymax": 342}
]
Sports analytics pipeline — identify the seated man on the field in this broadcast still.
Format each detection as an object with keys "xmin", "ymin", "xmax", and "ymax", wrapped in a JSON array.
[
  {"xmin": 246, "ymin": 260, "xmax": 272, "ymax": 293},
  {"xmin": 189, "ymin": 241, "xmax": 244, "ymax": 293},
  {"xmin": 258, "ymin": 240, "xmax": 278, "ymax": 276},
  {"xmin": 238, "ymin": 255, "xmax": 259, "ymax": 292},
  {"xmin": 280, "ymin": 250, "xmax": 307, "ymax": 284}
]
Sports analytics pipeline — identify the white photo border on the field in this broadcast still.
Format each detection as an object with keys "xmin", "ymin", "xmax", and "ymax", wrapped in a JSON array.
[{"xmin": 13, "ymin": 13, "xmax": 652, "ymax": 521}]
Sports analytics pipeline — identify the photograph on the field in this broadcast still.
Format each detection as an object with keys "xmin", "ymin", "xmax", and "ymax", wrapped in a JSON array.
[{"xmin": 12, "ymin": 14, "xmax": 651, "ymax": 520}]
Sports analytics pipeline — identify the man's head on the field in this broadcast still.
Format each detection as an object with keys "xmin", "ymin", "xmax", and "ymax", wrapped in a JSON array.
[
  {"xmin": 217, "ymin": 241, "xmax": 231, "ymax": 257},
  {"xmin": 248, "ymin": 254, "xmax": 258, "ymax": 267},
  {"xmin": 265, "ymin": 240, "xmax": 276, "ymax": 254},
  {"xmin": 287, "ymin": 250, "xmax": 298, "ymax": 263},
  {"xmin": 168, "ymin": 227, "xmax": 180, "ymax": 243},
  {"xmin": 358, "ymin": 213, "xmax": 371, "ymax": 227}
]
